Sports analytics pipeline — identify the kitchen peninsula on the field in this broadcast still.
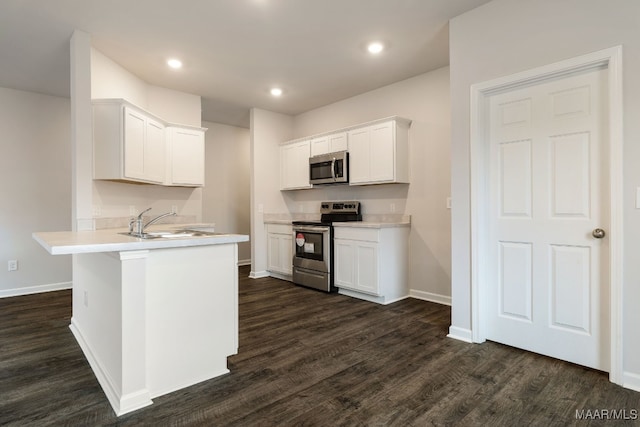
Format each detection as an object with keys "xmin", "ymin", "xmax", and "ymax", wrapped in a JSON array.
[{"xmin": 33, "ymin": 228, "xmax": 249, "ymax": 416}]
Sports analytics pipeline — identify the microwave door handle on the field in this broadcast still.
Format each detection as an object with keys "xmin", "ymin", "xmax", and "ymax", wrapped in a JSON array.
[{"xmin": 331, "ymin": 158, "xmax": 336, "ymax": 181}]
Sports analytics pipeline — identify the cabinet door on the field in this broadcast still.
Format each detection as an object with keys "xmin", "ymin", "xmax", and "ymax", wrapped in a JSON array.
[
  {"xmin": 170, "ymin": 128, "xmax": 204, "ymax": 186},
  {"xmin": 310, "ymin": 136, "xmax": 329, "ymax": 156},
  {"xmin": 328, "ymin": 132, "xmax": 348, "ymax": 152},
  {"xmin": 123, "ymin": 107, "xmax": 146, "ymax": 180},
  {"xmin": 369, "ymin": 121, "xmax": 395, "ymax": 183},
  {"xmin": 144, "ymin": 118, "xmax": 166, "ymax": 184},
  {"xmin": 279, "ymin": 235, "xmax": 293, "ymax": 275},
  {"xmin": 310, "ymin": 133, "xmax": 347, "ymax": 157},
  {"xmin": 355, "ymin": 242, "xmax": 379, "ymax": 295},
  {"xmin": 347, "ymin": 127, "xmax": 370, "ymax": 184},
  {"xmin": 334, "ymin": 239, "xmax": 356, "ymax": 289},
  {"xmin": 280, "ymin": 140, "xmax": 311, "ymax": 190},
  {"xmin": 267, "ymin": 233, "xmax": 281, "ymax": 272},
  {"xmin": 123, "ymin": 107, "xmax": 166, "ymax": 184},
  {"xmin": 267, "ymin": 233, "xmax": 292, "ymax": 275}
]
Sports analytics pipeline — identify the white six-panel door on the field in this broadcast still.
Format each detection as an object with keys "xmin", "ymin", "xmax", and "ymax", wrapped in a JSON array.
[{"xmin": 487, "ymin": 67, "xmax": 610, "ymax": 371}]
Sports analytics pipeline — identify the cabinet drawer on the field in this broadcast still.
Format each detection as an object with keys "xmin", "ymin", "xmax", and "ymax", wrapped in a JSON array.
[
  {"xmin": 334, "ymin": 227, "xmax": 379, "ymax": 242},
  {"xmin": 266, "ymin": 223, "xmax": 292, "ymax": 234}
]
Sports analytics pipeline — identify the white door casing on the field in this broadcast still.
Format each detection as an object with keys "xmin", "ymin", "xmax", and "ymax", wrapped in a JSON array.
[
  {"xmin": 467, "ymin": 46, "xmax": 623, "ymax": 384},
  {"xmin": 487, "ymin": 67, "xmax": 608, "ymax": 370}
]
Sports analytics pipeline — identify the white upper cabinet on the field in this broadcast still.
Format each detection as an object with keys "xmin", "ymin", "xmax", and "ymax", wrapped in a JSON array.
[
  {"xmin": 348, "ymin": 119, "xmax": 410, "ymax": 185},
  {"xmin": 284, "ymin": 117, "xmax": 410, "ymax": 188},
  {"xmin": 94, "ymin": 102, "xmax": 166, "ymax": 184},
  {"xmin": 167, "ymin": 127, "xmax": 205, "ymax": 187},
  {"xmin": 280, "ymin": 140, "xmax": 312, "ymax": 190},
  {"xmin": 347, "ymin": 126, "xmax": 370, "ymax": 183},
  {"xmin": 93, "ymin": 99, "xmax": 206, "ymax": 187},
  {"xmin": 143, "ymin": 117, "xmax": 167, "ymax": 184},
  {"xmin": 310, "ymin": 135, "xmax": 329, "ymax": 156},
  {"xmin": 310, "ymin": 131, "xmax": 348, "ymax": 156},
  {"xmin": 328, "ymin": 132, "xmax": 348, "ymax": 153}
]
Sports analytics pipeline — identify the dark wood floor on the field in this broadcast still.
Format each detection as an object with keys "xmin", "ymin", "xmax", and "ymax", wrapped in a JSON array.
[{"xmin": 1, "ymin": 266, "xmax": 638, "ymax": 426}]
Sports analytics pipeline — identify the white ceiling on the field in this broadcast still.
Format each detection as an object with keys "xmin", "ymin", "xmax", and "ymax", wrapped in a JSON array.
[{"xmin": 0, "ymin": 0, "xmax": 491, "ymax": 128}]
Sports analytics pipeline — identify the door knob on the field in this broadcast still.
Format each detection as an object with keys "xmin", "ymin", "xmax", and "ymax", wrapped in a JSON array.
[{"xmin": 592, "ymin": 228, "xmax": 606, "ymax": 239}]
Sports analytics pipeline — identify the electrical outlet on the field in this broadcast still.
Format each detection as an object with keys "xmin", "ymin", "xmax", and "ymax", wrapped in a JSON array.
[
  {"xmin": 171, "ymin": 205, "xmax": 178, "ymax": 214},
  {"xmin": 446, "ymin": 197, "xmax": 452, "ymax": 209},
  {"xmin": 92, "ymin": 205, "xmax": 101, "ymax": 217},
  {"xmin": 390, "ymin": 203, "xmax": 396, "ymax": 213},
  {"xmin": 7, "ymin": 260, "xmax": 18, "ymax": 272},
  {"xmin": 129, "ymin": 205, "xmax": 136, "ymax": 216}
]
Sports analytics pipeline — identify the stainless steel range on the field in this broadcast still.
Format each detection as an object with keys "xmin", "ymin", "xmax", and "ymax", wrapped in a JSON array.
[{"xmin": 292, "ymin": 201, "xmax": 362, "ymax": 292}]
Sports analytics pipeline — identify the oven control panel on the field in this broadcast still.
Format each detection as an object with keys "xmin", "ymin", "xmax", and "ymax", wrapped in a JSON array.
[{"xmin": 320, "ymin": 201, "xmax": 360, "ymax": 214}]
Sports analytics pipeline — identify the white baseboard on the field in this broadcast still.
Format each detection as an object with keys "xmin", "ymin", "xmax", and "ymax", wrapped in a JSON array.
[
  {"xmin": 337, "ymin": 288, "xmax": 409, "ymax": 305},
  {"xmin": 623, "ymin": 371, "xmax": 640, "ymax": 392},
  {"xmin": 0, "ymin": 281, "xmax": 72, "ymax": 298},
  {"xmin": 249, "ymin": 270, "xmax": 270, "ymax": 279},
  {"xmin": 70, "ymin": 318, "xmax": 153, "ymax": 416},
  {"xmin": 268, "ymin": 271, "xmax": 292, "ymax": 282},
  {"xmin": 447, "ymin": 326, "xmax": 473, "ymax": 343},
  {"xmin": 237, "ymin": 259, "xmax": 251, "ymax": 267},
  {"xmin": 410, "ymin": 289, "xmax": 451, "ymax": 306}
]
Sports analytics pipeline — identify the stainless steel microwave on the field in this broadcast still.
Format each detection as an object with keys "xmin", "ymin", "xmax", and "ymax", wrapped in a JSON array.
[{"xmin": 309, "ymin": 150, "xmax": 349, "ymax": 185}]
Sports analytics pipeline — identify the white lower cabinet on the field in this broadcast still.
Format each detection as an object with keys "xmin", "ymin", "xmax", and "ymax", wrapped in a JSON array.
[
  {"xmin": 334, "ymin": 225, "xmax": 409, "ymax": 304},
  {"xmin": 266, "ymin": 224, "xmax": 293, "ymax": 277}
]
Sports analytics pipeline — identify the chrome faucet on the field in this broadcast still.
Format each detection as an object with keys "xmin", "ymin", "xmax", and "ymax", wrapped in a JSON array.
[{"xmin": 129, "ymin": 208, "xmax": 176, "ymax": 237}]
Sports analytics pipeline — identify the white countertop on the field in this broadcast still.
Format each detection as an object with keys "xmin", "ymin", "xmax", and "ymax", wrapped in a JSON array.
[
  {"xmin": 263, "ymin": 220, "xmax": 410, "ymax": 228},
  {"xmin": 263, "ymin": 213, "xmax": 411, "ymax": 228},
  {"xmin": 332, "ymin": 221, "xmax": 410, "ymax": 229},
  {"xmin": 263, "ymin": 219, "xmax": 293, "ymax": 225},
  {"xmin": 33, "ymin": 228, "xmax": 249, "ymax": 255}
]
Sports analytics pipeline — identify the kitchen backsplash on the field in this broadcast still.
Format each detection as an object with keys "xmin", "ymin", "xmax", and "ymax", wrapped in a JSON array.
[{"xmin": 94, "ymin": 215, "xmax": 198, "ymax": 230}]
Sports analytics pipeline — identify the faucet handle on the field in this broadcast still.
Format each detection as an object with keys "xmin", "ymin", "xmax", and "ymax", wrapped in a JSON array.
[{"xmin": 137, "ymin": 207, "xmax": 152, "ymax": 219}]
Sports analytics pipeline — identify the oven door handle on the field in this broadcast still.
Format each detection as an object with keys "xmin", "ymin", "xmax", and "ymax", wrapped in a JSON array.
[{"xmin": 293, "ymin": 226, "xmax": 330, "ymax": 233}]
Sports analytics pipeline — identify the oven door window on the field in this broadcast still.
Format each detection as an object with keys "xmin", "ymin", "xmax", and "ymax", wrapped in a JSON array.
[{"xmin": 294, "ymin": 231, "xmax": 324, "ymax": 261}]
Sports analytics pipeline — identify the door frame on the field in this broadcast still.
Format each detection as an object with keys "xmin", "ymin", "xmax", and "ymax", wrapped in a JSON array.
[{"xmin": 469, "ymin": 46, "xmax": 623, "ymax": 384}]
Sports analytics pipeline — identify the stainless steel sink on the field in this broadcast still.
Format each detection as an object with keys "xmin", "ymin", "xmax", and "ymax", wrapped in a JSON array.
[{"xmin": 120, "ymin": 229, "xmax": 222, "ymax": 239}]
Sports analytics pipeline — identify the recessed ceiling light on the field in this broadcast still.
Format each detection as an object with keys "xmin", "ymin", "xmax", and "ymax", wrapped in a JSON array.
[
  {"xmin": 367, "ymin": 42, "xmax": 384, "ymax": 54},
  {"xmin": 167, "ymin": 59, "xmax": 183, "ymax": 69},
  {"xmin": 270, "ymin": 87, "xmax": 283, "ymax": 97}
]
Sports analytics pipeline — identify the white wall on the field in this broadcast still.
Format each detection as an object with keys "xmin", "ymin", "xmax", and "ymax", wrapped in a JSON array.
[
  {"xmin": 71, "ymin": 31, "xmax": 93, "ymax": 231},
  {"xmin": 0, "ymin": 87, "xmax": 72, "ymax": 295},
  {"xmin": 202, "ymin": 121, "xmax": 251, "ymax": 264},
  {"xmin": 91, "ymin": 49, "xmax": 147, "ymax": 107},
  {"xmin": 291, "ymin": 69, "xmax": 452, "ymax": 299},
  {"xmin": 449, "ymin": 0, "xmax": 640, "ymax": 386},
  {"xmin": 148, "ymin": 86, "xmax": 202, "ymax": 128},
  {"xmin": 90, "ymin": 47, "xmax": 204, "ymax": 222},
  {"xmin": 249, "ymin": 108, "xmax": 293, "ymax": 276}
]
